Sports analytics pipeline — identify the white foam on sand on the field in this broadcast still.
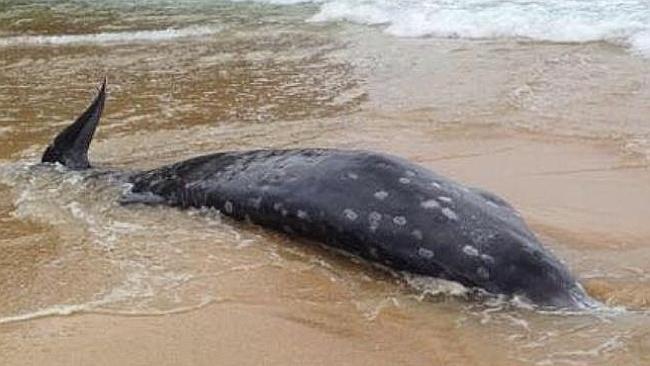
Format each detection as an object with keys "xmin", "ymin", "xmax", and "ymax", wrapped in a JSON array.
[
  {"xmin": 304, "ymin": 0, "xmax": 650, "ymax": 57},
  {"xmin": 629, "ymin": 30, "xmax": 650, "ymax": 57}
]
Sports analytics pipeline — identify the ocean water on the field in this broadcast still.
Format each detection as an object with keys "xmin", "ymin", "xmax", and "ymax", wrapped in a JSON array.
[
  {"xmin": 312, "ymin": 1, "xmax": 649, "ymax": 54},
  {"xmin": 1, "ymin": 1, "xmax": 650, "ymax": 365},
  {"xmin": 0, "ymin": 25, "xmax": 222, "ymax": 46},
  {"xmin": 2, "ymin": 1, "xmax": 649, "ymax": 56},
  {"xmin": 228, "ymin": 0, "xmax": 650, "ymax": 57}
]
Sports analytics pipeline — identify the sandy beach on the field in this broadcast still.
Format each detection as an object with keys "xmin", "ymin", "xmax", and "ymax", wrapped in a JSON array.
[
  {"xmin": 1, "ymin": 1, "xmax": 650, "ymax": 365},
  {"xmin": 2, "ymin": 125, "xmax": 649, "ymax": 365}
]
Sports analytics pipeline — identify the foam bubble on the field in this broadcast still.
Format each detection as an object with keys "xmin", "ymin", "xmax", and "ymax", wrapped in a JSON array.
[{"xmin": 404, "ymin": 273, "xmax": 470, "ymax": 299}]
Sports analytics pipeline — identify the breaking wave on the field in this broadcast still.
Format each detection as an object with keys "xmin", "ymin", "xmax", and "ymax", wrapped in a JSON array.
[{"xmin": 247, "ymin": 0, "xmax": 650, "ymax": 57}]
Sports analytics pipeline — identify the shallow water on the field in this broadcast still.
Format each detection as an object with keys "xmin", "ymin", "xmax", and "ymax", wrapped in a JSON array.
[{"xmin": 1, "ymin": 1, "xmax": 650, "ymax": 365}]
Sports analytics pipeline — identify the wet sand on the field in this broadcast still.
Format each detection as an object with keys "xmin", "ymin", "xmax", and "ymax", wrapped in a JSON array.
[
  {"xmin": 1, "ymin": 3, "xmax": 650, "ymax": 365},
  {"xmin": 2, "ymin": 127, "xmax": 650, "ymax": 366},
  {"xmin": 0, "ymin": 303, "xmax": 504, "ymax": 366}
]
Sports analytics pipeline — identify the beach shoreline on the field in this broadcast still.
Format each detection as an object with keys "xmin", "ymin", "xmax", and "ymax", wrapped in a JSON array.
[
  {"xmin": 2, "ymin": 127, "xmax": 649, "ymax": 365},
  {"xmin": 1, "ymin": 1, "xmax": 650, "ymax": 364}
]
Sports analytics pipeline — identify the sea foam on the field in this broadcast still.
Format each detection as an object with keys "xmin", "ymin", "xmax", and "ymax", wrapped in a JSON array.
[
  {"xmin": 0, "ymin": 25, "xmax": 221, "ymax": 47},
  {"xmin": 304, "ymin": 0, "xmax": 650, "ymax": 57},
  {"xmin": 630, "ymin": 31, "xmax": 650, "ymax": 57}
]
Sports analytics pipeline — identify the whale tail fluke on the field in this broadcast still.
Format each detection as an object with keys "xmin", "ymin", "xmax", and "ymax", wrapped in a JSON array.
[{"xmin": 41, "ymin": 77, "xmax": 107, "ymax": 170}]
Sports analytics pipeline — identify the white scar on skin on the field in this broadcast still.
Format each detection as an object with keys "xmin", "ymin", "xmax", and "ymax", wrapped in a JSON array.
[
  {"xmin": 418, "ymin": 247, "xmax": 434, "ymax": 259},
  {"xmin": 344, "ymin": 208, "xmax": 358, "ymax": 221},
  {"xmin": 481, "ymin": 254, "xmax": 495, "ymax": 264},
  {"xmin": 421, "ymin": 199, "xmax": 440, "ymax": 209},
  {"xmin": 369, "ymin": 211, "xmax": 382, "ymax": 231},
  {"xmin": 442, "ymin": 207, "xmax": 458, "ymax": 221},
  {"xmin": 463, "ymin": 245, "xmax": 479, "ymax": 256},
  {"xmin": 374, "ymin": 191, "xmax": 389, "ymax": 200},
  {"xmin": 297, "ymin": 210, "xmax": 309, "ymax": 220},
  {"xmin": 224, "ymin": 201, "xmax": 233, "ymax": 214}
]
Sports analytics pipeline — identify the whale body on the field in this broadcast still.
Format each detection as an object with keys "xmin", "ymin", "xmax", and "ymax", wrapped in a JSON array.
[{"xmin": 41, "ymin": 79, "xmax": 593, "ymax": 309}]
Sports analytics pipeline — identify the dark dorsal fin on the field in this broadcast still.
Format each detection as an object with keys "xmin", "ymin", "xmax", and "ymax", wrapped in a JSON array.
[{"xmin": 41, "ymin": 77, "xmax": 107, "ymax": 170}]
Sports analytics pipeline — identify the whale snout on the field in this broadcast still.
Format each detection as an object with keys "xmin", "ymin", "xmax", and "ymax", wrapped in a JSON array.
[
  {"xmin": 547, "ymin": 284, "xmax": 598, "ymax": 310},
  {"xmin": 482, "ymin": 232, "xmax": 595, "ymax": 309}
]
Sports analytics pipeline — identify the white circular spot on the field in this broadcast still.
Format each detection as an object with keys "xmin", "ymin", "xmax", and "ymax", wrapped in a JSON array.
[
  {"xmin": 441, "ymin": 207, "xmax": 458, "ymax": 221},
  {"xmin": 399, "ymin": 177, "xmax": 411, "ymax": 184},
  {"xmin": 477, "ymin": 266, "xmax": 490, "ymax": 279},
  {"xmin": 418, "ymin": 247, "xmax": 434, "ymax": 259},
  {"xmin": 393, "ymin": 216, "xmax": 407, "ymax": 226},
  {"xmin": 463, "ymin": 245, "xmax": 479, "ymax": 256},
  {"xmin": 411, "ymin": 229, "xmax": 423, "ymax": 241},
  {"xmin": 273, "ymin": 202, "xmax": 283, "ymax": 211},
  {"xmin": 347, "ymin": 172, "xmax": 359, "ymax": 180},
  {"xmin": 368, "ymin": 211, "xmax": 382, "ymax": 231},
  {"xmin": 224, "ymin": 201, "xmax": 233, "ymax": 214},
  {"xmin": 431, "ymin": 182, "xmax": 442, "ymax": 189},
  {"xmin": 369, "ymin": 211, "xmax": 382, "ymax": 221},
  {"xmin": 344, "ymin": 208, "xmax": 358, "ymax": 221},
  {"xmin": 297, "ymin": 210, "xmax": 309, "ymax": 220},
  {"xmin": 420, "ymin": 199, "xmax": 440, "ymax": 209},
  {"xmin": 374, "ymin": 191, "xmax": 389, "ymax": 200},
  {"xmin": 438, "ymin": 196, "xmax": 453, "ymax": 203}
]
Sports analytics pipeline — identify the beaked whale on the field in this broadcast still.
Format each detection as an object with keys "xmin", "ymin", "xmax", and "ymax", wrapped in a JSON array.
[{"xmin": 40, "ymin": 79, "xmax": 594, "ymax": 309}]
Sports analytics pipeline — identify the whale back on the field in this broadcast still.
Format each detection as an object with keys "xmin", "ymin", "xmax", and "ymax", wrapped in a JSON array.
[
  {"xmin": 40, "ymin": 80, "xmax": 592, "ymax": 308},
  {"xmin": 127, "ymin": 148, "xmax": 591, "ymax": 308}
]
